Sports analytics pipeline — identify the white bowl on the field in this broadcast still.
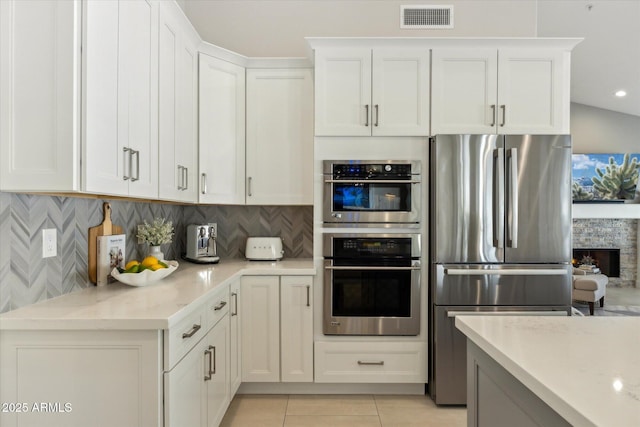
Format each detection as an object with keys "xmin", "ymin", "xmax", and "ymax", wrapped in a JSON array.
[{"xmin": 110, "ymin": 260, "xmax": 179, "ymax": 287}]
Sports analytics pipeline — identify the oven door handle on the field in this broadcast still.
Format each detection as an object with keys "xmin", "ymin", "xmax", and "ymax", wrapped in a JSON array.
[
  {"xmin": 447, "ymin": 310, "xmax": 567, "ymax": 318},
  {"xmin": 324, "ymin": 179, "xmax": 421, "ymax": 184},
  {"xmin": 325, "ymin": 266, "xmax": 421, "ymax": 271}
]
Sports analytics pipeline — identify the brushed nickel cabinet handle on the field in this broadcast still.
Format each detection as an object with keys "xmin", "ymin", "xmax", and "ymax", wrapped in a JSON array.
[
  {"xmin": 201, "ymin": 173, "xmax": 207, "ymax": 195},
  {"xmin": 182, "ymin": 323, "xmax": 201, "ymax": 339},
  {"xmin": 306, "ymin": 285, "xmax": 310, "ymax": 307},
  {"xmin": 490, "ymin": 105, "xmax": 496, "ymax": 127},
  {"xmin": 248, "ymin": 176, "xmax": 252, "ymax": 197},
  {"xmin": 500, "ymin": 105, "xmax": 506, "ymax": 127},
  {"xmin": 131, "ymin": 149, "xmax": 140, "ymax": 182},
  {"xmin": 204, "ymin": 348, "xmax": 212, "ymax": 381},
  {"xmin": 374, "ymin": 104, "xmax": 379, "ymax": 127},
  {"xmin": 231, "ymin": 292, "xmax": 238, "ymax": 316},
  {"xmin": 177, "ymin": 166, "xmax": 184, "ymax": 190},
  {"xmin": 184, "ymin": 167, "xmax": 188, "ymax": 190},
  {"xmin": 364, "ymin": 104, "xmax": 369, "ymax": 127},
  {"xmin": 123, "ymin": 147, "xmax": 131, "ymax": 180},
  {"xmin": 357, "ymin": 360, "xmax": 384, "ymax": 366},
  {"xmin": 214, "ymin": 301, "xmax": 227, "ymax": 311}
]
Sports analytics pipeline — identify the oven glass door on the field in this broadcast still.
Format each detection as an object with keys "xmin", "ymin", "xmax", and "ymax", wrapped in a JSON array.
[
  {"xmin": 332, "ymin": 268, "xmax": 412, "ymax": 317},
  {"xmin": 332, "ymin": 182, "xmax": 412, "ymax": 213},
  {"xmin": 324, "ymin": 180, "xmax": 420, "ymax": 225},
  {"xmin": 323, "ymin": 260, "xmax": 421, "ymax": 335}
]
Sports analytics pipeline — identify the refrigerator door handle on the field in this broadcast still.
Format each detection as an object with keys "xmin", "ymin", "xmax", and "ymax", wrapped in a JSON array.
[
  {"xmin": 493, "ymin": 148, "xmax": 505, "ymax": 248},
  {"xmin": 444, "ymin": 268, "xmax": 567, "ymax": 276},
  {"xmin": 507, "ymin": 147, "xmax": 519, "ymax": 248},
  {"xmin": 447, "ymin": 310, "xmax": 567, "ymax": 318}
]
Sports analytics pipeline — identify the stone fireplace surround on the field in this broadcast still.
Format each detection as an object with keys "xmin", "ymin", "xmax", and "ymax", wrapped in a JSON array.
[{"xmin": 572, "ymin": 218, "xmax": 638, "ymax": 287}]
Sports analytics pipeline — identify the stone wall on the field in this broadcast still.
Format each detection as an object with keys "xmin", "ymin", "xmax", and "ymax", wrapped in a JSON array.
[{"xmin": 573, "ymin": 219, "xmax": 638, "ymax": 287}]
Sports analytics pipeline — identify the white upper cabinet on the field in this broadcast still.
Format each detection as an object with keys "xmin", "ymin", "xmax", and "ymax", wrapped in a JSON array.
[
  {"xmin": 0, "ymin": 0, "xmax": 80, "ymax": 191},
  {"xmin": 198, "ymin": 53, "xmax": 246, "ymax": 205},
  {"xmin": 246, "ymin": 68, "xmax": 314, "ymax": 205},
  {"xmin": 158, "ymin": 1, "xmax": 199, "ymax": 203},
  {"xmin": 432, "ymin": 47, "xmax": 570, "ymax": 134},
  {"xmin": 314, "ymin": 48, "xmax": 429, "ymax": 136},
  {"xmin": 83, "ymin": 0, "xmax": 159, "ymax": 198}
]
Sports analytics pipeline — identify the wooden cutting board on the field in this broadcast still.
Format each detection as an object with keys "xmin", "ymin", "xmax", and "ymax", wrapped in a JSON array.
[{"xmin": 88, "ymin": 202, "xmax": 124, "ymax": 284}]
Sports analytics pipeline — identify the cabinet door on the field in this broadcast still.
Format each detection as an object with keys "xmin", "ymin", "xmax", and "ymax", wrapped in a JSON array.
[
  {"xmin": 498, "ymin": 49, "xmax": 568, "ymax": 134},
  {"xmin": 84, "ymin": 0, "xmax": 158, "ymax": 198},
  {"xmin": 246, "ymin": 68, "xmax": 313, "ymax": 205},
  {"xmin": 371, "ymin": 49, "xmax": 430, "ymax": 136},
  {"xmin": 241, "ymin": 276, "xmax": 280, "ymax": 382},
  {"xmin": 159, "ymin": 1, "xmax": 198, "ymax": 202},
  {"xmin": 199, "ymin": 53, "xmax": 245, "ymax": 204},
  {"xmin": 315, "ymin": 48, "xmax": 372, "ymax": 136},
  {"xmin": 229, "ymin": 280, "xmax": 242, "ymax": 395},
  {"xmin": 431, "ymin": 48, "xmax": 498, "ymax": 134},
  {"xmin": 0, "ymin": 0, "xmax": 79, "ymax": 191},
  {"xmin": 118, "ymin": 0, "xmax": 158, "ymax": 198},
  {"xmin": 206, "ymin": 316, "xmax": 230, "ymax": 427},
  {"xmin": 280, "ymin": 276, "xmax": 313, "ymax": 382},
  {"xmin": 83, "ymin": 0, "xmax": 127, "ymax": 195},
  {"xmin": 164, "ymin": 337, "xmax": 208, "ymax": 427}
]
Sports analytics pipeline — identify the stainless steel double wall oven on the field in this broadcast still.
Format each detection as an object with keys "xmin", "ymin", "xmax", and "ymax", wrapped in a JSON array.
[{"xmin": 322, "ymin": 160, "xmax": 422, "ymax": 336}]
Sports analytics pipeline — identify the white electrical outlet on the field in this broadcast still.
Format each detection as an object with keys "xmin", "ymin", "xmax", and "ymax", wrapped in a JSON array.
[{"xmin": 42, "ymin": 228, "xmax": 57, "ymax": 258}]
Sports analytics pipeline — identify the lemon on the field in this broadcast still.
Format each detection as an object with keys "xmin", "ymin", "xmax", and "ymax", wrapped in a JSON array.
[
  {"xmin": 125, "ymin": 260, "xmax": 140, "ymax": 270},
  {"xmin": 141, "ymin": 256, "xmax": 159, "ymax": 267},
  {"xmin": 150, "ymin": 263, "xmax": 166, "ymax": 271}
]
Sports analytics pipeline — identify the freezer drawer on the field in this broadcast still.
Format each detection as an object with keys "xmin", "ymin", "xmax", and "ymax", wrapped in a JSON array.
[
  {"xmin": 429, "ymin": 306, "xmax": 568, "ymax": 405},
  {"xmin": 433, "ymin": 264, "xmax": 572, "ymax": 306}
]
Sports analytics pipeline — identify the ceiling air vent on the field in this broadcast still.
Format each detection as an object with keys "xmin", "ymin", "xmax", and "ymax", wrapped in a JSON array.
[{"xmin": 401, "ymin": 5, "xmax": 454, "ymax": 29}]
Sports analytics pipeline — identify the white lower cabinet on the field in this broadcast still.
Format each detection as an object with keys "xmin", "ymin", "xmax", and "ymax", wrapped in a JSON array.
[
  {"xmin": 314, "ymin": 341, "xmax": 427, "ymax": 383},
  {"xmin": 0, "ymin": 330, "xmax": 162, "ymax": 427},
  {"xmin": 241, "ymin": 275, "xmax": 313, "ymax": 382},
  {"xmin": 165, "ymin": 287, "xmax": 231, "ymax": 427}
]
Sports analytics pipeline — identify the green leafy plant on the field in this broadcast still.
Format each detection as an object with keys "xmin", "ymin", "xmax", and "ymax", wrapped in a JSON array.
[
  {"xmin": 591, "ymin": 153, "xmax": 639, "ymax": 200},
  {"xmin": 136, "ymin": 218, "xmax": 174, "ymax": 246},
  {"xmin": 572, "ymin": 181, "xmax": 594, "ymax": 201}
]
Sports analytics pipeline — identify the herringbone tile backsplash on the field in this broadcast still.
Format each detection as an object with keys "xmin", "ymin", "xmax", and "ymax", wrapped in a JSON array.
[{"xmin": 0, "ymin": 192, "xmax": 312, "ymax": 313}]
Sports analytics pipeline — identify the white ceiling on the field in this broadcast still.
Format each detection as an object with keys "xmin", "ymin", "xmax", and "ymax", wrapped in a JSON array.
[
  {"xmin": 537, "ymin": 0, "xmax": 640, "ymax": 117},
  {"xmin": 182, "ymin": 0, "xmax": 640, "ymax": 117}
]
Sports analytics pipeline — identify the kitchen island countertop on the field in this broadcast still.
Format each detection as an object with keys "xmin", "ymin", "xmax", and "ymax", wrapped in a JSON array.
[
  {"xmin": 456, "ymin": 315, "xmax": 640, "ymax": 427},
  {"xmin": 0, "ymin": 258, "xmax": 315, "ymax": 331}
]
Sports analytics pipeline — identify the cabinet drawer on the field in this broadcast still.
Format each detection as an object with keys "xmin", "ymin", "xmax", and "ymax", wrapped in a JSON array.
[
  {"xmin": 314, "ymin": 341, "xmax": 427, "ymax": 383},
  {"xmin": 205, "ymin": 285, "xmax": 230, "ymax": 330},
  {"xmin": 164, "ymin": 305, "xmax": 206, "ymax": 371}
]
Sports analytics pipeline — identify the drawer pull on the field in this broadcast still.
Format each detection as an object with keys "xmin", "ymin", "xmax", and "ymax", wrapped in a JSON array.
[
  {"xmin": 182, "ymin": 323, "xmax": 201, "ymax": 339},
  {"xmin": 214, "ymin": 301, "xmax": 227, "ymax": 311},
  {"xmin": 357, "ymin": 360, "xmax": 384, "ymax": 366}
]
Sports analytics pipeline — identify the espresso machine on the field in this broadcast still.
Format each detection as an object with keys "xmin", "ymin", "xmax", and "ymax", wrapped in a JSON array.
[{"xmin": 185, "ymin": 223, "xmax": 220, "ymax": 263}]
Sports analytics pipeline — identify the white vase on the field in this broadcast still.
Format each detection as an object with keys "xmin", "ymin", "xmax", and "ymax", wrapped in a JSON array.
[{"xmin": 148, "ymin": 245, "xmax": 164, "ymax": 261}]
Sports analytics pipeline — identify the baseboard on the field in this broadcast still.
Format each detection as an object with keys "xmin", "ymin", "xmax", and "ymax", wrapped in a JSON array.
[{"xmin": 237, "ymin": 382, "xmax": 426, "ymax": 395}]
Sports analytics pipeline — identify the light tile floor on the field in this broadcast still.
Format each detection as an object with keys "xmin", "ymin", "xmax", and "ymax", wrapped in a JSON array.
[{"xmin": 220, "ymin": 394, "xmax": 466, "ymax": 427}]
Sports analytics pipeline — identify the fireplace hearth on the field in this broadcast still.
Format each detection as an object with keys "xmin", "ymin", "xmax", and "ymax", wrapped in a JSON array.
[{"xmin": 573, "ymin": 248, "xmax": 621, "ymax": 277}]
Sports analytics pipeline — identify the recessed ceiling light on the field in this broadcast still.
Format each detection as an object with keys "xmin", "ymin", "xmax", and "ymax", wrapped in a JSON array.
[{"xmin": 615, "ymin": 90, "xmax": 627, "ymax": 97}]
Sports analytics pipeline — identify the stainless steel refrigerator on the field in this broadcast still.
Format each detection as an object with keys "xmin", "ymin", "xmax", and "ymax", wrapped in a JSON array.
[{"xmin": 428, "ymin": 134, "xmax": 573, "ymax": 405}]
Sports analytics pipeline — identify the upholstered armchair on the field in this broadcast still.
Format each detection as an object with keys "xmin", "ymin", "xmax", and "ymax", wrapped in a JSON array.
[{"xmin": 572, "ymin": 268, "xmax": 608, "ymax": 315}]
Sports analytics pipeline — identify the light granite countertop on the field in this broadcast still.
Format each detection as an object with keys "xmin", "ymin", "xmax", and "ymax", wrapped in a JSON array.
[
  {"xmin": 455, "ymin": 316, "xmax": 640, "ymax": 427},
  {"xmin": 0, "ymin": 258, "xmax": 315, "ymax": 331}
]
